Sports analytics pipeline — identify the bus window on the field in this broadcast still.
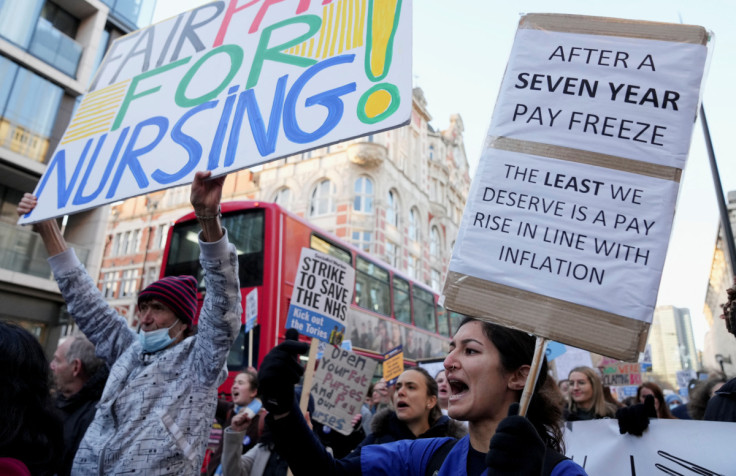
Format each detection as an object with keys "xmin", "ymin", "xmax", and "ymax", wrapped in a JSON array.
[
  {"xmin": 413, "ymin": 286, "xmax": 436, "ymax": 332},
  {"xmin": 393, "ymin": 277, "xmax": 411, "ymax": 324},
  {"xmin": 449, "ymin": 311, "xmax": 465, "ymax": 336},
  {"xmin": 355, "ymin": 257, "xmax": 390, "ymax": 315},
  {"xmin": 437, "ymin": 305, "xmax": 449, "ymax": 337},
  {"xmin": 310, "ymin": 234, "xmax": 352, "ymax": 265},
  {"xmin": 227, "ymin": 324, "xmax": 260, "ymax": 371},
  {"xmin": 165, "ymin": 209, "xmax": 265, "ymax": 289}
]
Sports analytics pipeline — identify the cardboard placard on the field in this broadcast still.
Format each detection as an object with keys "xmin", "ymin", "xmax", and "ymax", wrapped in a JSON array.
[
  {"xmin": 382, "ymin": 345, "xmax": 403, "ymax": 386},
  {"xmin": 564, "ymin": 419, "xmax": 733, "ymax": 475},
  {"xmin": 20, "ymin": 0, "xmax": 412, "ymax": 224},
  {"xmin": 311, "ymin": 346, "xmax": 377, "ymax": 435},
  {"xmin": 599, "ymin": 362, "xmax": 643, "ymax": 386},
  {"xmin": 443, "ymin": 14, "xmax": 709, "ymax": 361},
  {"xmin": 286, "ymin": 248, "xmax": 355, "ymax": 343}
]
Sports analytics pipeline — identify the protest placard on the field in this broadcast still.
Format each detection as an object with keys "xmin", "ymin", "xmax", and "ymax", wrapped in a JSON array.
[
  {"xmin": 286, "ymin": 248, "xmax": 355, "ymax": 342},
  {"xmin": 443, "ymin": 14, "xmax": 709, "ymax": 361},
  {"xmin": 311, "ymin": 346, "xmax": 377, "ymax": 435},
  {"xmin": 598, "ymin": 362, "xmax": 643, "ymax": 386},
  {"xmin": 20, "ymin": 0, "xmax": 412, "ymax": 224},
  {"xmin": 245, "ymin": 288, "xmax": 258, "ymax": 333},
  {"xmin": 382, "ymin": 345, "xmax": 403, "ymax": 386},
  {"xmin": 552, "ymin": 345, "xmax": 593, "ymax": 381},
  {"xmin": 564, "ymin": 419, "xmax": 733, "ymax": 475}
]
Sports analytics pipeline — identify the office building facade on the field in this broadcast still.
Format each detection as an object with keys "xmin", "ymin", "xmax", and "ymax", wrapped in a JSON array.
[{"xmin": 0, "ymin": 0, "xmax": 154, "ymax": 356}]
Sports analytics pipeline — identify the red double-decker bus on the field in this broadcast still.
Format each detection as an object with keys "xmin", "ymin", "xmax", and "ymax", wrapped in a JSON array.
[{"xmin": 160, "ymin": 201, "xmax": 464, "ymax": 396}]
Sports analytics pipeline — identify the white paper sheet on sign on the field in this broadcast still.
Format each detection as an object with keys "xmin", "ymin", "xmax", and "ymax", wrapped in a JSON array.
[
  {"xmin": 20, "ymin": 0, "xmax": 412, "ymax": 224},
  {"xmin": 564, "ymin": 419, "xmax": 733, "ymax": 475}
]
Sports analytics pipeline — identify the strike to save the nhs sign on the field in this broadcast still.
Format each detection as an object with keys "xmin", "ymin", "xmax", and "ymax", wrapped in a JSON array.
[{"xmin": 19, "ymin": 0, "xmax": 411, "ymax": 224}]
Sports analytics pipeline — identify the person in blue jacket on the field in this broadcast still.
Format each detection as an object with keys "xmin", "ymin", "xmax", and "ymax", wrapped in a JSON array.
[{"xmin": 258, "ymin": 317, "xmax": 587, "ymax": 475}]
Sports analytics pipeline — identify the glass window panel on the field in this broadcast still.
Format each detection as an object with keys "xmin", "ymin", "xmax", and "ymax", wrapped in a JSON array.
[
  {"xmin": 310, "ymin": 234, "xmax": 352, "ymax": 265},
  {"xmin": 165, "ymin": 209, "xmax": 265, "ymax": 289},
  {"xmin": 0, "ymin": 57, "xmax": 19, "ymax": 113},
  {"xmin": 355, "ymin": 256, "xmax": 390, "ymax": 316},
  {"xmin": 412, "ymin": 286, "xmax": 435, "ymax": 332},
  {"xmin": 437, "ymin": 305, "xmax": 449, "ymax": 337},
  {"xmin": 393, "ymin": 276, "xmax": 410, "ymax": 324},
  {"xmin": 4, "ymin": 67, "xmax": 62, "ymax": 136},
  {"xmin": 274, "ymin": 187, "xmax": 290, "ymax": 207},
  {"xmin": 310, "ymin": 179, "xmax": 334, "ymax": 217},
  {"xmin": 0, "ymin": 0, "xmax": 44, "ymax": 47}
]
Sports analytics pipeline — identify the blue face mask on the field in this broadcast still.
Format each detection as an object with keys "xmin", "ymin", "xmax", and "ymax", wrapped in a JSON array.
[{"xmin": 138, "ymin": 320, "xmax": 181, "ymax": 353}]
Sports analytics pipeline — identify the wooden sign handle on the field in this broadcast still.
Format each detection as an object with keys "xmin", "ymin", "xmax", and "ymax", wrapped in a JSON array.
[
  {"xmin": 299, "ymin": 338, "xmax": 320, "ymax": 414},
  {"xmin": 518, "ymin": 336, "xmax": 548, "ymax": 417}
]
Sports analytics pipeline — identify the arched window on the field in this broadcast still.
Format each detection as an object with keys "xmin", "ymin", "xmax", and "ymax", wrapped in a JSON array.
[
  {"xmin": 430, "ymin": 226, "xmax": 441, "ymax": 258},
  {"xmin": 309, "ymin": 179, "xmax": 335, "ymax": 217},
  {"xmin": 353, "ymin": 177, "xmax": 374, "ymax": 213},
  {"xmin": 274, "ymin": 187, "xmax": 290, "ymax": 207},
  {"xmin": 409, "ymin": 207, "xmax": 419, "ymax": 241},
  {"xmin": 386, "ymin": 189, "xmax": 399, "ymax": 227}
]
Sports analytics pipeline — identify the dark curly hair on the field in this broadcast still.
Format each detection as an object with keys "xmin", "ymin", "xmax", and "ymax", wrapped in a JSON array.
[
  {"xmin": 458, "ymin": 317, "xmax": 565, "ymax": 453},
  {"xmin": 0, "ymin": 322, "xmax": 64, "ymax": 475}
]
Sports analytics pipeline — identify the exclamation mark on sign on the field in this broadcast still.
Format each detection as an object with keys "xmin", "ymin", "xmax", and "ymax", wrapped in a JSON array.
[{"xmin": 357, "ymin": 0, "xmax": 402, "ymax": 124}]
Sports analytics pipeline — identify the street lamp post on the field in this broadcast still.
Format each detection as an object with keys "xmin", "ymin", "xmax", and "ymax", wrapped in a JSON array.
[{"xmin": 715, "ymin": 354, "xmax": 732, "ymax": 375}]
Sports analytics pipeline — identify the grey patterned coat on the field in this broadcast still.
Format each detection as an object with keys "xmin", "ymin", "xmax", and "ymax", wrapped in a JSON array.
[{"xmin": 48, "ymin": 231, "xmax": 241, "ymax": 476}]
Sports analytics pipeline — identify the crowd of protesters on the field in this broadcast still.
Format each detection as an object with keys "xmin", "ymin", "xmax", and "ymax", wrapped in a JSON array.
[{"xmin": 2, "ymin": 173, "xmax": 735, "ymax": 476}]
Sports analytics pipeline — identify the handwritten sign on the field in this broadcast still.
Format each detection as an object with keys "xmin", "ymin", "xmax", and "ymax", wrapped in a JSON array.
[
  {"xmin": 311, "ymin": 346, "xmax": 377, "ymax": 435},
  {"xmin": 286, "ymin": 248, "xmax": 355, "ymax": 342},
  {"xmin": 20, "ymin": 0, "xmax": 412, "ymax": 224},
  {"xmin": 382, "ymin": 345, "xmax": 403, "ymax": 386},
  {"xmin": 245, "ymin": 288, "xmax": 258, "ymax": 333},
  {"xmin": 564, "ymin": 419, "xmax": 733, "ymax": 475},
  {"xmin": 599, "ymin": 362, "xmax": 643, "ymax": 386},
  {"xmin": 443, "ymin": 14, "xmax": 709, "ymax": 361}
]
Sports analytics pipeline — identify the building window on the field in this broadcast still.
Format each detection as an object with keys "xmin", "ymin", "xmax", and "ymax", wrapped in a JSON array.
[
  {"xmin": 28, "ymin": 1, "xmax": 83, "ymax": 77},
  {"xmin": 431, "ymin": 269, "xmax": 442, "ymax": 292},
  {"xmin": 0, "ymin": 185, "xmax": 23, "ymax": 224},
  {"xmin": 0, "ymin": 57, "xmax": 63, "ymax": 162},
  {"xmin": 274, "ymin": 187, "xmax": 290, "ymax": 208},
  {"xmin": 144, "ymin": 266, "xmax": 159, "ymax": 287},
  {"xmin": 153, "ymin": 224, "xmax": 169, "ymax": 250},
  {"xmin": 353, "ymin": 177, "xmax": 374, "ymax": 213},
  {"xmin": 387, "ymin": 190, "xmax": 399, "ymax": 228},
  {"xmin": 120, "ymin": 269, "xmax": 139, "ymax": 297},
  {"xmin": 120, "ymin": 231, "xmax": 130, "ymax": 256},
  {"xmin": 351, "ymin": 231, "xmax": 372, "ymax": 253},
  {"xmin": 309, "ymin": 179, "xmax": 335, "ymax": 217},
  {"xmin": 408, "ymin": 255, "xmax": 418, "ymax": 280},
  {"xmin": 0, "ymin": 1, "xmax": 43, "ymax": 48},
  {"xmin": 128, "ymin": 229, "xmax": 140, "ymax": 254},
  {"xmin": 102, "ymin": 271, "xmax": 118, "ymax": 298},
  {"xmin": 409, "ymin": 207, "xmax": 419, "ymax": 242},
  {"xmin": 429, "ymin": 144, "xmax": 434, "ymax": 160},
  {"xmin": 430, "ymin": 226, "xmax": 441, "ymax": 258},
  {"xmin": 386, "ymin": 241, "xmax": 399, "ymax": 268}
]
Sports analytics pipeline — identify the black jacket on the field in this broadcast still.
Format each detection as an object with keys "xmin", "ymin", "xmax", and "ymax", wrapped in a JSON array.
[
  {"xmin": 704, "ymin": 377, "xmax": 736, "ymax": 423},
  {"xmin": 356, "ymin": 408, "xmax": 467, "ymax": 450},
  {"xmin": 55, "ymin": 365, "xmax": 108, "ymax": 476}
]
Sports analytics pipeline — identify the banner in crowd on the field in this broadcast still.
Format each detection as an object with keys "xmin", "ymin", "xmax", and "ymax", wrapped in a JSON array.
[
  {"xmin": 443, "ymin": 14, "xmax": 709, "ymax": 361},
  {"xmin": 564, "ymin": 419, "xmax": 733, "ymax": 475},
  {"xmin": 245, "ymin": 288, "xmax": 258, "ymax": 333},
  {"xmin": 382, "ymin": 345, "xmax": 403, "ymax": 386},
  {"xmin": 286, "ymin": 248, "xmax": 355, "ymax": 343},
  {"xmin": 599, "ymin": 362, "xmax": 643, "ymax": 386},
  {"xmin": 311, "ymin": 346, "xmax": 377, "ymax": 435},
  {"xmin": 20, "ymin": 0, "xmax": 412, "ymax": 224}
]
